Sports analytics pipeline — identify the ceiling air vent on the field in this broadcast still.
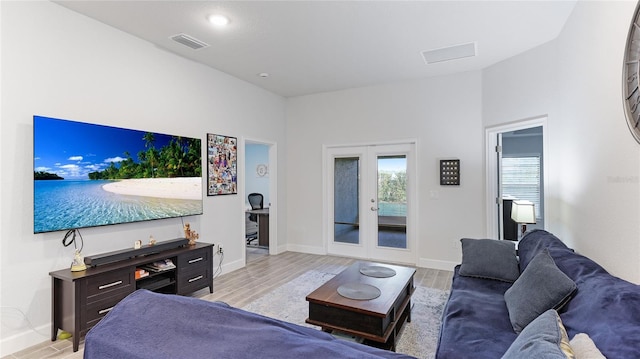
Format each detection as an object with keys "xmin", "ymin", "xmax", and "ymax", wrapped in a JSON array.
[
  {"xmin": 422, "ymin": 42, "xmax": 476, "ymax": 64},
  {"xmin": 170, "ymin": 33, "xmax": 209, "ymax": 50}
]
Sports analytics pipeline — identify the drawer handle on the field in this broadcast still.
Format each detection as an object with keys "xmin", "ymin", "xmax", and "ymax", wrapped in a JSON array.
[
  {"xmin": 188, "ymin": 275, "xmax": 203, "ymax": 283},
  {"xmin": 98, "ymin": 307, "xmax": 114, "ymax": 315},
  {"xmin": 98, "ymin": 280, "xmax": 123, "ymax": 290},
  {"xmin": 188, "ymin": 257, "xmax": 204, "ymax": 264}
]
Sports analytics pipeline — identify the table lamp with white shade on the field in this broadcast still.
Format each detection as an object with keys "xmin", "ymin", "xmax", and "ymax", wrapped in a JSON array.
[{"xmin": 510, "ymin": 200, "xmax": 536, "ymax": 239}]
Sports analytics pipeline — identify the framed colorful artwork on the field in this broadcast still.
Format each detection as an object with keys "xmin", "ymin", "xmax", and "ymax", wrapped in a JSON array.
[{"xmin": 207, "ymin": 133, "xmax": 237, "ymax": 196}]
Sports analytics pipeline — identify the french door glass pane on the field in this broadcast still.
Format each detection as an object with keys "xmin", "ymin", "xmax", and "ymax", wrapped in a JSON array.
[
  {"xmin": 377, "ymin": 155, "xmax": 407, "ymax": 249},
  {"xmin": 334, "ymin": 157, "xmax": 359, "ymax": 244}
]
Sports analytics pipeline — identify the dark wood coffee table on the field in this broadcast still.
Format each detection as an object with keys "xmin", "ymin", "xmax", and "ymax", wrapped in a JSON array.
[{"xmin": 305, "ymin": 261, "xmax": 415, "ymax": 351}]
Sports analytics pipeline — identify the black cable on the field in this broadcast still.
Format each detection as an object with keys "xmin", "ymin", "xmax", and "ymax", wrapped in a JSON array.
[
  {"xmin": 213, "ymin": 251, "xmax": 224, "ymax": 279},
  {"xmin": 76, "ymin": 230, "xmax": 84, "ymax": 253},
  {"xmin": 61, "ymin": 229, "xmax": 84, "ymax": 253},
  {"xmin": 61, "ymin": 229, "xmax": 75, "ymax": 247}
]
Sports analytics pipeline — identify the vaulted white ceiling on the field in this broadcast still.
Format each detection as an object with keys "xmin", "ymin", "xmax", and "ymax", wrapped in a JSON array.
[{"xmin": 55, "ymin": 1, "xmax": 577, "ymax": 98}]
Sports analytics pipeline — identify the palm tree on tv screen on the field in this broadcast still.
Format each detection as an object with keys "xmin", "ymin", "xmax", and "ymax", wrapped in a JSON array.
[{"xmin": 143, "ymin": 132, "xmax": 156, "ymax": 178}]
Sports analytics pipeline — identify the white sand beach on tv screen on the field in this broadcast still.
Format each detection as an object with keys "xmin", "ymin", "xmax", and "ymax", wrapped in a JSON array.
[{"xmin": 102, "ymin": 177, "xmax": 202, "ymax": 200}]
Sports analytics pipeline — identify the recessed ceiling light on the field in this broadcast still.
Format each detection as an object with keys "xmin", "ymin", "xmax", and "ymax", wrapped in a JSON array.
[
  {"xmin": 258, "ymin": 72, "xmax": 270, "ymax": 78},
  {"xmin": 208, "ymin": 14, "xmax": 229, "ymax": 27}
]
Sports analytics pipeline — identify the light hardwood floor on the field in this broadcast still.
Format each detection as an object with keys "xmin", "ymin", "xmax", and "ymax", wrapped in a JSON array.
[{"xmin": 3, "ymin": 252, "xmax": 452, "ymax": 359}]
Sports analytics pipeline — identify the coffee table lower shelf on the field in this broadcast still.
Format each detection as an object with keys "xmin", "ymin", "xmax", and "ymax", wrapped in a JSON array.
[{"xmin": 305, "ymin": 286, "xmax": 414, "ymax": 351}]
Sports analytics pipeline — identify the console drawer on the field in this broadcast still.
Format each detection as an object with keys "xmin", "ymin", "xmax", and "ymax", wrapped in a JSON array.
[
  {"xmin": 178, "ymin": 248, "xmax": 210, "ymax": 270},
  {"xmin": 177, "ymin": 267, "xmax": 211, "ymax": 295},
  {"xmin": 85, "ymin": 290, "xmax": 133, "ymax": 328},
  {"xmin": 87, "ymin": 269, "xmax": 133, "ymax": 299}
]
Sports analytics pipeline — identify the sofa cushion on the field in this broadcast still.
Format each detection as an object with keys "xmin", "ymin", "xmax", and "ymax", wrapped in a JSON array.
[
  {"xmin": 502, "ymin": 309, "xmax": 574, "ymax": 359},
  {"xmin": 505, "ymin": 249, "xmax": 577, "ymax": 333},
  {"xmin": 459, "ymin": 238, "xmax": 520, "ymax": 282}
]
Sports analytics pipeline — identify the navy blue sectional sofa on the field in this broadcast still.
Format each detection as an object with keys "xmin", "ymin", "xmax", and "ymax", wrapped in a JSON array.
[{"xmin": 436, "ymin": 230, "xmax": 640, "ymax": 358}]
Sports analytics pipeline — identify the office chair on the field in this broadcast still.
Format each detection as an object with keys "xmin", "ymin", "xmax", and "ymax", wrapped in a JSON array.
[
  {"xmin": 246, "ymin": 193, "xmax": 264, "ymax": 245},
  {"xmin": 248, "ymin": 193, "xmax": 264, "ymax": 212}
]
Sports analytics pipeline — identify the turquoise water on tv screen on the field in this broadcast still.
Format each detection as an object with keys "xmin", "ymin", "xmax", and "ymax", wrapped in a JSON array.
[{"xmin": 34, "ymin": 180, "xmax": 202, "ymax": 233}]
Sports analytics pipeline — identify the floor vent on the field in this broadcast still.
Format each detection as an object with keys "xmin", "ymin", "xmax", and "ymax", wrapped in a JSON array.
[{"xmin": 170, "ymin": 33, "xmax": 209, "ymax": 50}]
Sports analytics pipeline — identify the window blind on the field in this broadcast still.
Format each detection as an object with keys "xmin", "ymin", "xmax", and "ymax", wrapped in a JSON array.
[{"xmin": 502, "ymin": 156, "xmax": 540, "ymax": 218}]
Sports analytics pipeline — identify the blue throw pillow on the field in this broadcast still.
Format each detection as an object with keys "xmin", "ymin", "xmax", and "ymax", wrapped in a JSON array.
[
  {"xmin": 502, "ymin": 309, "xmax": 575, "ymax": 359},
  {"xmin": 459, "ymin": 238, "xmax": 520, "ymax": 282},
  {"xmin": 504, "ymin": 249, "xmax": 577, "ymax": 333}
]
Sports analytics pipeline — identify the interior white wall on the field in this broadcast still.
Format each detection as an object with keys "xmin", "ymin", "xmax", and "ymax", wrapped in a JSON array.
[
  {"xmin": 0, "ymin": 1, "xmax": 286, "ymax": 355},
  {"xmin": 286, "ymin": 72, "xmax": 485, "ymax": 269},
  {"xmin": 483, "ymin": 0, "xmax": 640, "ymax": 283}
]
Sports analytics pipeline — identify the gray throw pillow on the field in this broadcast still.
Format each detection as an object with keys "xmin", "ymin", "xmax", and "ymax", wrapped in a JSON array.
[
  {"xmin": 504, "ymin": 249, "xmax": 577, "ymax": 333},
  {"xmin": 459, "ymin": 238, "xmax": 520, "ymax": 282},
  {"xmin": 501, "ymin": 309, "xmax": 575, "ymax": 359}
]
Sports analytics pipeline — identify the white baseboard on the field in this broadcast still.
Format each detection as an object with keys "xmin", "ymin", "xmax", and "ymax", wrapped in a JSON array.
[
  {"xmin": 218, "ymin": 257, "xmax": 244, "ymax": 275},
  {"xmin": 417, "ymin": 258, "xmax": 458, "ymax": 271},
  {"xmin": 0, "ymin": 324, "xmax": 51, "ymax": 357},
  {"xmin": 284, "ymin": 246, "xmax": 458, "ymax": 272},
  {"xmin": 273, "ymin": 244, "xmax": 288, "ymax": 255},
  {"xmin": 285, "ymin": 243, "xmax": 326, "ymax": 255}
]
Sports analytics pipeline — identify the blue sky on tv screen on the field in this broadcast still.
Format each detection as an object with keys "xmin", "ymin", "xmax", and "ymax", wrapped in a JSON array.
[{"xmin": 34, "ymin": 116, "xmax": 178, "ymax": 180}]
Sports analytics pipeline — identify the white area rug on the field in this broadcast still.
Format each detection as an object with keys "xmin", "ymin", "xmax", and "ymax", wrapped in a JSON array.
[{"xmin": 241, "ymin": 270, "xmax": 450, "ymax": 359}]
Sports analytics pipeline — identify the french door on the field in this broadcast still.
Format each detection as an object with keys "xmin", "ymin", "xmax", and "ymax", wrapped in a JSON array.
[{"xmin": 326, "ymin": 143, "xmax": 416, "ymax": 264}]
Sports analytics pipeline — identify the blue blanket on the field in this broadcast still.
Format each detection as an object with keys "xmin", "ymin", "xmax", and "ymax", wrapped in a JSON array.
[
  {"xmin": 520, "ymin": 230, "xmax": 640, "ymax": 359},
  {"xmin": 436, "ymin": 230, "xmax": 640, "ymax": 359},
  {"xmin": 84, "ymin": 289, "xmax": 416, "ymax": 359}
]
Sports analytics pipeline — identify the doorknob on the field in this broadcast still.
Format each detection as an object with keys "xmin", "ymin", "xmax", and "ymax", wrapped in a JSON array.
[{"xmin": 371, "ymin": 207, "xmax": 379, "ymax": 211}]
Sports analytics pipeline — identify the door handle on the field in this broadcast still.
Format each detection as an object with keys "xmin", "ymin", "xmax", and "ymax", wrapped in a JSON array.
[{"xmin": 371, "ymin": 207, "xmax": 379, "ymax": 211}]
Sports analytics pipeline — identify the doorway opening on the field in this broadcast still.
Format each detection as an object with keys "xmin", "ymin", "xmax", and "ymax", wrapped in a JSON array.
[
  {"xmin": 485, "ymin": 117, "xmax": 547, "ymax": 240},
  {"xmin": 244, "ymin": 140, "xmax": 276, "ymax": 263}
]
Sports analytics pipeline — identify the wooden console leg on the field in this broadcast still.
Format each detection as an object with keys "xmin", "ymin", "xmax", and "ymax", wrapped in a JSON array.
[{"xmin": 51, "ymin": 278, "xmax": 58, "ymax": 342}]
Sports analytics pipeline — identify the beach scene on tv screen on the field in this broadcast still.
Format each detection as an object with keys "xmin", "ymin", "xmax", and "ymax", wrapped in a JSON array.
[{"xmin": 33, "ymin": 116, "xmax": 203, "ymax": 233}]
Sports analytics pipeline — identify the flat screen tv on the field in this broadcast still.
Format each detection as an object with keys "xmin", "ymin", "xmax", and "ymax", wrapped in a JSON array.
[{"xmin": 33, "ymin": 115, "xmax": 203, "ymax": 234}]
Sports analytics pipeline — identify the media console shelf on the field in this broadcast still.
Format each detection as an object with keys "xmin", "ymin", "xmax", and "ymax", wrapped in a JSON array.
[{"xmin": 49, "ymin": 241, "xmax": 213, "ymax": 352}]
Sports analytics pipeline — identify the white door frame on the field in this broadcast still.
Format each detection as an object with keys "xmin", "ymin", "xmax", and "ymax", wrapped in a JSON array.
[
  {"xmin": 241, "ymin": 137, "xmax": 278, "ymax": 267},
  {"xmin": 485, "ymin": 116, "xmax": 548, "ymax": 239},
  {"xmin": 324, "ymin": 140, "xmax": 417, "ymax": 265}
]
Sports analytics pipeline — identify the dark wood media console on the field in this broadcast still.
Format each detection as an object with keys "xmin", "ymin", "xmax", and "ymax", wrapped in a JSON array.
[{"xmin": 49, "ymin": 242, "xmax": 214, "ymax": 352}]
